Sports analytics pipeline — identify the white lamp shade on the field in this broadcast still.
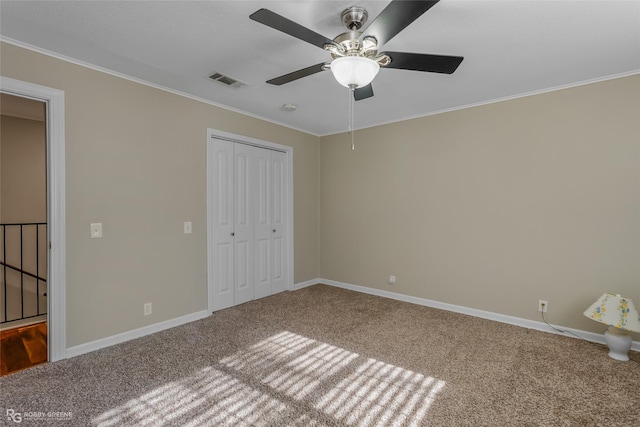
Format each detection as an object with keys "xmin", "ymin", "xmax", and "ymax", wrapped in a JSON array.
[
  {"xmin": 583, "ymin": 293, "xmax": 640, "ymax": 332},
  {"xmin": 330, "ymin": 56, "xmax": 380, "ymax": 88}
]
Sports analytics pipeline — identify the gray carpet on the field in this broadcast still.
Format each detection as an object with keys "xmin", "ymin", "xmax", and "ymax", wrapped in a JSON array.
[{"xmin": 1, "ymin": 284, "xmax": 639, "ymax": 426}]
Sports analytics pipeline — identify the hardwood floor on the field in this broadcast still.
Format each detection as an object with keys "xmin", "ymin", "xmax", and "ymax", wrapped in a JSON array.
[{"xmin": 0, "ymin": 322, "xmax": 47, "ymax": 376}]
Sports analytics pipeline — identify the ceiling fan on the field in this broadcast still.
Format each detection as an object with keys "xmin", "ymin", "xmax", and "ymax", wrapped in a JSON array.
[{"xmin": 250, "ymin": 0, "xmax": 463, "ymax": 101}]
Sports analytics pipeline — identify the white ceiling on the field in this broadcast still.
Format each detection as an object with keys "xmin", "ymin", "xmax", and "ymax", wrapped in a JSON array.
[{"xmin": 1, "ymin": 1, "xmax": 638, "ymax": 136}]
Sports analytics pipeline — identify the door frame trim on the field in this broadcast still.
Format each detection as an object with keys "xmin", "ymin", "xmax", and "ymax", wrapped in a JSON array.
[
  {"xmin": 0, "ymin": 76, "xmax": 66, "ymax": 361},
  {"xmin": 206, "ymin": 129, "xmax": 293, "ymax": 315}
]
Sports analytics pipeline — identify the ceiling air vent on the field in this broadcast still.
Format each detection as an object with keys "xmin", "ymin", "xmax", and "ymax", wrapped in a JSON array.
[{"xmin": 209, "ymin": 72, "xmax": 248, "ymax": 89}]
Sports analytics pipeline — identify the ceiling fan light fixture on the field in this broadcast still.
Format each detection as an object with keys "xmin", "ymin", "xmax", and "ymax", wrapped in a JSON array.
[{"xmin": 330, "ymin": 56, "xmax": 380, "ymax": 88}]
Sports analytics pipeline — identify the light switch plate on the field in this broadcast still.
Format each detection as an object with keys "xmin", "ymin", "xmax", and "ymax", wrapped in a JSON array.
[
  {"xmin": 90, "ymin": 223, "xmax": 102, "ymax": 238},
  {"xmin": 184, "ymin": 221, "xmax": 192, "ymax": 234}
]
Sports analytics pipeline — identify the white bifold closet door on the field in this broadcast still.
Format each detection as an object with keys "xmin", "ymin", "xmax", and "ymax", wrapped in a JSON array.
[{"xmin": 211, "ymin": 138, "xmax": 288, "ymax": 311}]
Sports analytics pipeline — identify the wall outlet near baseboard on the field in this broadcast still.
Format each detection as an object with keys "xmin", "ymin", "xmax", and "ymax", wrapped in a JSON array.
[
  {"xmin": 538, "ymin": 300, "xmax": 548, "ymax": 313},
  {"xmin": 388, "ymin": 275, "xmax": 396, "ymax": 285},
  {"xmin": 90, "ymin": 223, "xmax": 103, "ymax": 238},
  {"xmin": 144, "ymin": 302, "xmax": 152, "ymax": 316}
]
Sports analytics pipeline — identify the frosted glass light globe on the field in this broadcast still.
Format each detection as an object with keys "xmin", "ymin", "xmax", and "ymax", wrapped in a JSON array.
[{"xmin": 330, "ymin": 56, "xmax": 380, "ymax": 88}]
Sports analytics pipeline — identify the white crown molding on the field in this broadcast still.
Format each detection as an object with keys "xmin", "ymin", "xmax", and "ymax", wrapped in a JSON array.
[
  {"xmin": 0, "ymin": 36, "xmax": 320, "ymax": 137},
  {"xmin": 6, "ymin": 36, "xmax": 637, "ymax": 139},
  {"xmin": 319, "ymin": 69, "xmax": 640, "ymax": 137}
]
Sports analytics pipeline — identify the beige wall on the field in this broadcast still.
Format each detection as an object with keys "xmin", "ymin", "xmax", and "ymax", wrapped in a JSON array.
[
  {"xmin": 320, "ymin": 74, "xmax": 640, "ymax": 340},
  {"xmin": 1, "ymin": 42, "xmax": 320, "ymax": 346},
  {"xmin": 2, "ymin": 39, "xmax": 638, "ymax": 348},
  {"xmin": 0, "ymin": 112, "xmax": 48, "ymax": 321},
  {"xmin": 1, "ymin": 114, "xmax": 47, "ymax": 223}
]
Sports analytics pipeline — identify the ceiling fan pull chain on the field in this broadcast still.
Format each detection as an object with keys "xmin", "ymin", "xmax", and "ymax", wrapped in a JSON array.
[{"xmin": 349, "ymin": 85, "xmax": 355, "ymax": 150}]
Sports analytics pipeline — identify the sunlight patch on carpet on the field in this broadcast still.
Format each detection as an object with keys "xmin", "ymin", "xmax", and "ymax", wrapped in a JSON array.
[
  {"xmin": 221, "ymin": 331, "xmax": 360, "ymax": 401},
  {"xmin": 92, "ymin": 366, "xmax": 288, "ymax": 426},
  {"xmin": 92, "ymin": 331, "xmax": 445, "ymax": 426}
]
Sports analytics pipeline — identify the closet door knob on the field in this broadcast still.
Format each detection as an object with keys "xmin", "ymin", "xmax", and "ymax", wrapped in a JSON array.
[{"xmin": 231, "ymin": 232, "xmax": 235, "ymax": 236}]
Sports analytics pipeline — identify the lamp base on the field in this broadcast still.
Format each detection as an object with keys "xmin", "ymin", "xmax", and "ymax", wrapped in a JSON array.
[{"xmin": 604, "ymin": 326, "xmax": 632, "ymax": 361}]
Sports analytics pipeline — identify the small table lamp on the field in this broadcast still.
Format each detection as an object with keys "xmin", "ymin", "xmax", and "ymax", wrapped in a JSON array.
[{"xmin": 583, "ymin": 293, "xmax": 640, "ymax": 361}]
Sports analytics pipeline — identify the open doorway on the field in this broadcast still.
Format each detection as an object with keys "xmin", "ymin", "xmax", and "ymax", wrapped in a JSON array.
[
  {"xmin": 0, "ymin": 77, "xmax": 66, "ymax": 365},
  {"xmin": 0, "ymin": 93, "xmax": 48, "ymax": 375}
]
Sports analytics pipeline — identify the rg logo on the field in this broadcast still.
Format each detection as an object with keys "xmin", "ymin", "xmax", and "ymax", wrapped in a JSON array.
[{"xmin": 5, "ymin": 408, "xmax": 22, "ymax": 423}]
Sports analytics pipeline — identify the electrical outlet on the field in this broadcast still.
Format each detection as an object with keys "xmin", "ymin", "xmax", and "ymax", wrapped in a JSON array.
[
  {"xmin": 144, "ymin": 302, "xmax": 152, "ymax": 316},
  {"xmin": 538, "ymin": 300, "xmax": 548, "ymax": 313},
  {"xmin": 90, "ymin": 223, "xmax": 103, "ymax": 239},
  {"xmin": 388, "ymin": 275, "xmax": 396, "ymax": 285}
]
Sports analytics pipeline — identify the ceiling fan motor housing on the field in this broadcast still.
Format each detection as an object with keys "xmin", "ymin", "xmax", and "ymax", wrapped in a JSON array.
[
  {"xmin": 327, "ymin": 7, "xmax": 388, "ymax": 66},
  {"xmin": 341, "ymin": 6, "xmax": 368, "ymax": 30}
]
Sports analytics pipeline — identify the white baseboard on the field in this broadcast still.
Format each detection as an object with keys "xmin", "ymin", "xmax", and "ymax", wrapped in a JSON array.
[
  {"xmin": 292, "ymin": 278, "xmax": 320, "ymax": 291},
  {"xmin": 312, "ymin": 278, "xmax": 640, "ymax": 353},
  {"xmin": 64, "ymin": 280, "xmax": 639, "ymax": 359},
  {"xmin": 66, "ymin": 310, "xmax": 209, "ymax": 359}
]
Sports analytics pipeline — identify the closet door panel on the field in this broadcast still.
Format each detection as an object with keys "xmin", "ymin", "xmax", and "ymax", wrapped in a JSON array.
[
  {"xmin": 271, "ymin": 150, "xmax": 287, "ymax": 294},
  {"xmin": 254, "ymin": 148, "xmax": 272, "ymax": 299},
  {"xmin": 234, "ymin": 144, "xmax": 254, "ymax": 305},
  {"xmin": 211, "ymin": 138, "xmax": 235, "ymax": 311}
]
